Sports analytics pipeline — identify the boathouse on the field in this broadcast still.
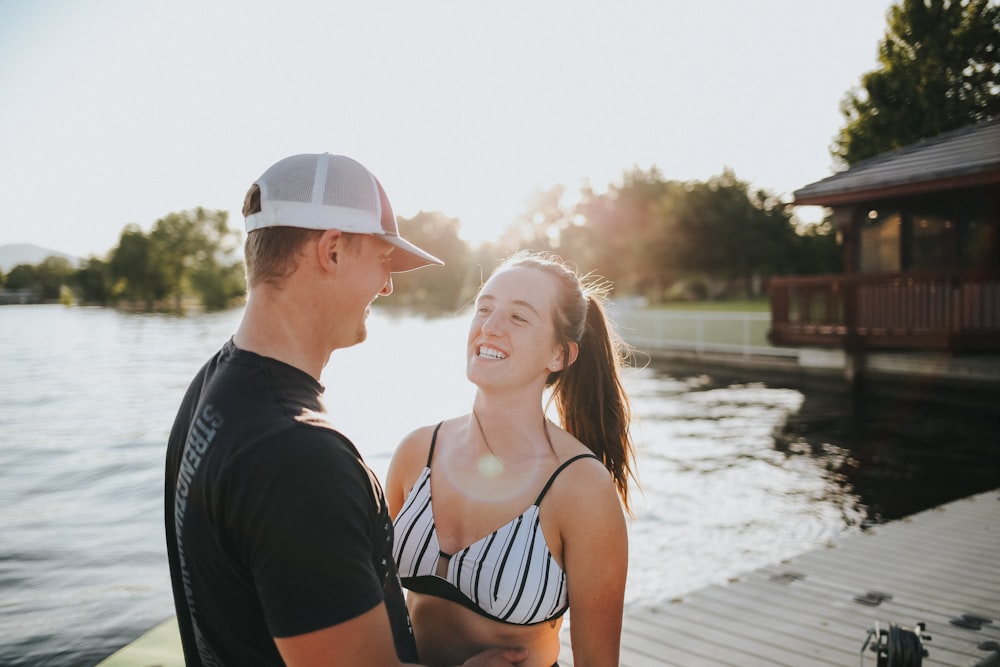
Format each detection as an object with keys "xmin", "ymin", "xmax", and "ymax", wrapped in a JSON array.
[{"xmin": 768, "ymin": 118, "xmax": 1000, "ymax": 353}]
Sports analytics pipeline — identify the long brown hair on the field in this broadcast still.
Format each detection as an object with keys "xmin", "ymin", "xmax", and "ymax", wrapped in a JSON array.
[{"xmin": 492, "ymin": 251, "xmax": 638, "ymax": 513}]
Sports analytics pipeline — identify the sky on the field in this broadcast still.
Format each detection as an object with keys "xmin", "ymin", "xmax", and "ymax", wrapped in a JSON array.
[{"xmin": 0, "ymin": 1, "xmax": 898, "ymax": 260}]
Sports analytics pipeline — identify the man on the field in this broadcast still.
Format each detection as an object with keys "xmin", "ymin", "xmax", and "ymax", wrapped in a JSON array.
[{"xmin": 164, "ymin": 153, "xmax": 527, "ymax": 666}]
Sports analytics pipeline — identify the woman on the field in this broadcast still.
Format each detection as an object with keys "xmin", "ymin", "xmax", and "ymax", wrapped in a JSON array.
[{"xmin": 387, "ymin": 251, "xmax": 637, "ymax": 667}]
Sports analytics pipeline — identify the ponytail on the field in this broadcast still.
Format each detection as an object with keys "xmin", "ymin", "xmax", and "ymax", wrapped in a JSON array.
[{"xmin": 552, "ymin": 294, "xmax": 637, "ymax": 514}]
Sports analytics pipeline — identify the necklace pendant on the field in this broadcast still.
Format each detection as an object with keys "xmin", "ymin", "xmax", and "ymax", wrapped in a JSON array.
[{"xmin": 478, "ymin": 453, "xmax": 505, "ymax": 477}]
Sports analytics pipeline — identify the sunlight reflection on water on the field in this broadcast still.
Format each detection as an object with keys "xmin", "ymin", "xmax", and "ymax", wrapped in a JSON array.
[{"xmin": 623, "ymin": 369, "xmax": 866, "ymax": 604}]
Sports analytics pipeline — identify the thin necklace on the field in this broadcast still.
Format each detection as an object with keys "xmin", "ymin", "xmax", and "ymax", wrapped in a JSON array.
[
  {"xmin": 472, "ymin": 408, "xmax": 505, "ymax": 477},
  {"xmin": 471, "ymin": 408, "xmax": 555, "ymax": 478}
]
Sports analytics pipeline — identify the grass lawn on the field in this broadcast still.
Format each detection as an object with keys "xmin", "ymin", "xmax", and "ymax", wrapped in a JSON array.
[{"xmin": 613, "ymin": 300, "xmax": 774, "ymax": 348}]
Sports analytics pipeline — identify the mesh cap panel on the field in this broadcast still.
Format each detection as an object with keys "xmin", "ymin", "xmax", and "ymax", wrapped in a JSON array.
[
  {"xmin": 265, "ymin": 155, "xmax": 318, "ymax": 204},
  {"xmin": 323, "ymin": 158, "xmax": 379, "ymax": 217},
  {"xmin": 244, "ymin": 153, "xmax": 444, "ymax": 271}
]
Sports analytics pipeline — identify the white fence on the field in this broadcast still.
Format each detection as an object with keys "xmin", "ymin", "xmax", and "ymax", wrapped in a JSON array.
[{"xmin": 610, "ymin": 308, "xmax": 799, "ymax": 358}]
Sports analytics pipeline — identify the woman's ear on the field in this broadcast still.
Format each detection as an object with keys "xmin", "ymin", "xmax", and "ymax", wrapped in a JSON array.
[
  {"xmin": 565, "ymin": 341, "xmax": 579, "ymax": 368},
  {"xmin": 549, "ymin": 342, "xmax": 579, "ymax": 372}
]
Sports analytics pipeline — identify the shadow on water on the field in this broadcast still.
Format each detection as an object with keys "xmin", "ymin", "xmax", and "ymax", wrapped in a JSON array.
[{"xmin": 654, "ymin": 357, "xmax": 1000, "ymax": 526}]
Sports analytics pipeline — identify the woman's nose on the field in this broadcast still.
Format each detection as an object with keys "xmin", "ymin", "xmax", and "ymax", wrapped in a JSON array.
[{"xmin": 481, "ymin": 311, "xmax": 502, "ymax": 336}]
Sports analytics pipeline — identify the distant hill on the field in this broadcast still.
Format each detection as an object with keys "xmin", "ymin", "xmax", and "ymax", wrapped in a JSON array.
[{"xmin": 0, "ymin": 244, "xmax": 82, "ymax": 273}]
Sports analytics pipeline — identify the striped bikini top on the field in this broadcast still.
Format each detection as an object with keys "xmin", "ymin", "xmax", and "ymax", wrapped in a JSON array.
[{"xmin": 392, "ymin": 423, "xmax": 598, "ymax": 625}]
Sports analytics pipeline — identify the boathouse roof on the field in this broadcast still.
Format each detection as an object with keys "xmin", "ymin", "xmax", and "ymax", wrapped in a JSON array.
[{"xmin": 794, "ymin": 117, "xmax": 1000, "ymax": 206}]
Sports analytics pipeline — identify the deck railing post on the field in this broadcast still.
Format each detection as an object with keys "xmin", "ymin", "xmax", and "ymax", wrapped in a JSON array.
[
  {"xmin": 743, "ymin": 315, "xmax": 749, "ymax": 357},
  {"xmin": 768, "ymin": 280, "xmax": 789, "ymax": 345},
  {"xmin": 842, "ymin": 276, "xmax": 866, "ymax": 391}
]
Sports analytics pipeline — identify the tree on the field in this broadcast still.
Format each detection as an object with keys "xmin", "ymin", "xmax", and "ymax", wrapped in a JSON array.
[
  {"xmin": 74, "ymin": 257, "xmax": 114, "ymax": 306},
  {"xmin": 645, "ymin": 171, "xmax": 797, "ymax": 300},
  {"xmin": 35, "ymin": 256, "xmax": 75, "ymax": 301},
  {"xmin": 4, "ymin": 264, "xmax": 38, "ymax": 290},
  {"xmin": 568, "ymin": 167, "xmax": 680, "ymax": 296},
  {"xmin": 788, "ymin": 218, "xmax": 843, "ymax": 276},
  {"xmin": 500, "ymin": 184, "xmax": 575, "ymax": 254},
  {"xmin": 389, "ymin": 211, "xmax": 473, "ymax": 312},
  {"xmin": 110, "ymin": 225, "xmax": 168, "ymax": 309},
  {"xmin": 834, "ymin": 0, "xmax": 1000, "ymax": 165},
  {"xmin": 190, "ymin": 260, "xmax": 246, "ymax": 311},
  {"xmin": 149, "ymin": 208, "xmax": 243, "ymax": 312},
  {"xmin": 562, "ymin": 168, "xmax": 800, "ymax": 301}
]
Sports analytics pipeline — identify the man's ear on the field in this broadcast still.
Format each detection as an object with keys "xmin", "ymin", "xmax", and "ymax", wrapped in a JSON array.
[{"xmin": 316, "ymin": 229, "xmax": 345, "ymax": 271}]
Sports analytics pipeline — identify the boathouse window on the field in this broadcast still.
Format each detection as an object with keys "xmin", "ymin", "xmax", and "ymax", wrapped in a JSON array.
[
  {"xmin": 910, "ymin": 213, "xmax": 953, "ymax": 270},
  {"xmin": 960, "ymin": 218, "xmax": 997, "ymax": 268},
  {"xmin": 956, "ymin": 189, "xmax": 999, "ymax": 269},
  {"xmin": 860, "ymin": 210, "xmax": 901, "ymax": 273},
  {"xmin": 856, "ymin": 189, "xmax": 998, "ymax": 274}
]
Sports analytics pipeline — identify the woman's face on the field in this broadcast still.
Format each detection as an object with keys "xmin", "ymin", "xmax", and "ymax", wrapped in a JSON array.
[{"xmin": 466, "ymin": 265, "xmax": 566, "ymax": 392}]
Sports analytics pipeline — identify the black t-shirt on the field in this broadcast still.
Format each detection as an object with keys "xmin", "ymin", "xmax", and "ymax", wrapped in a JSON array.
[{"xmin": 164, "ymin": 339, "xmax": 417, "ymax": 665}]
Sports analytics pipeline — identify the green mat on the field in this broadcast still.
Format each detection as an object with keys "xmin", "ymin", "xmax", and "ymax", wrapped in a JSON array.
[{"xmin": 96, "ymin": 617, "xmax": 182, "ymax": 667}]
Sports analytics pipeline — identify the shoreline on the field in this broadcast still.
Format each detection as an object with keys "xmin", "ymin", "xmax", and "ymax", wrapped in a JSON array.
[{"xmin": 613, "ymin": 308, "xmax": 1000, "ymax": 413}]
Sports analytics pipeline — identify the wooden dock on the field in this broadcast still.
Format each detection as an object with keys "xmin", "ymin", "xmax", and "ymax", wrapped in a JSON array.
[
  {"xmin": 101, "ymin": 488, "xmax": 999, "ymax": 666},
  {"xmin": 561, "ymin": 487, "xmax": 1000, "ymax": 666}
]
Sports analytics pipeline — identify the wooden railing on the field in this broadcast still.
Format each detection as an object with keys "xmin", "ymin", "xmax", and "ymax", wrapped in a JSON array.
[{"xmin": 768, "ymin": 270, "xmax": 1000, "ymax": 352}]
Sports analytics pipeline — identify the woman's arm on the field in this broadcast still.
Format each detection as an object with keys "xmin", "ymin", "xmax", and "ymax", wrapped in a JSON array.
[{"xmin": 558, "ymin": 460, "xmax": 629, "ymax": 667}]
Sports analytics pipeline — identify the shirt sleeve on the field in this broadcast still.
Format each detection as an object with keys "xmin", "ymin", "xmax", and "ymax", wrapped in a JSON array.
[{"xmin": 222, "ymin": 425, "xmax": 386, "ymax": 638}]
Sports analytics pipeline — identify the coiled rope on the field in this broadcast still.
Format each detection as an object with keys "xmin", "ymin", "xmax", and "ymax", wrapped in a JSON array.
[{"xmin": 861, "ymin": 621, "xmax": 929, "ymax": 667}]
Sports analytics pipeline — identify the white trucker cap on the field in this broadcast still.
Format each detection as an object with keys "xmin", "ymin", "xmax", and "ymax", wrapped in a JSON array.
[{"xmin": 245, "ymin": 153, "xmax": 444, "ymax": 272}]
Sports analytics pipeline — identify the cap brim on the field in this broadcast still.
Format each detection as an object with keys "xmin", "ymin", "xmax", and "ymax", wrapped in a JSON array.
[{"xmin": 383, "ymin": 236, "xmax": 445, "ymax": 272}]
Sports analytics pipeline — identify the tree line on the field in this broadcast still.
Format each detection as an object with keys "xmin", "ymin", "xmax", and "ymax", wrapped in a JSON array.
[
  {"xmin": 1, "ymin": 208, "xmax": 245, "ymax": 312},
  {"xmin": 391, "ymin": 168, "xmax": 843, "ymax": 313},
  {"xmin": 0, "ymin": 167, "xmax": 834, "ymax": 313},
  {"xmin": 3, "ymin": 0, "xmax": 995, "ymax": 313}
]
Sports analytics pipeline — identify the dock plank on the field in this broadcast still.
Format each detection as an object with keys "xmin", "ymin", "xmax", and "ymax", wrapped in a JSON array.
[
  {"xmin": 608, "ymin": 488, "xmax": 1000, "ymax": 667},
  {"xmin": 720, "ymin": 570, "xmax": 996, "ymax": 664}
]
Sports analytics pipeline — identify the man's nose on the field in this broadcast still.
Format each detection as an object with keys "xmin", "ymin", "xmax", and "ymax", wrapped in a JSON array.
[{"xmin": 379, "ymin": 275, "xmax": 393, "ymax": 296}]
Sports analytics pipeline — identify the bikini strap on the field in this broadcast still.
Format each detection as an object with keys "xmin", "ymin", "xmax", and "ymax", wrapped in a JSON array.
[
  {"xmin": 534, "ymin": 453, "xmax": 600, "ymax": 505},
  {"xmin": 426, "ymin": 422, "xmax": 444, "ymax": 467}
]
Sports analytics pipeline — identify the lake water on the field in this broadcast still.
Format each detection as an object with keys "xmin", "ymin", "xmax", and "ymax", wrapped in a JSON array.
[{"xmin": 1, "ymin": 305, "xmax": 997, "ymax": 666}]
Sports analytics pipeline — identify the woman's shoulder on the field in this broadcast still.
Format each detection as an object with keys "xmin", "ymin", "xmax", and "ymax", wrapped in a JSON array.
[
  {"xmin": 557, "ymin": 451, "xmax": 617, "ymax": 491},
  {"xmin": 397, "ymin": 418, "xmax": 453, "ymax": 450},
  {"xmin": 548, "ymin": 428, "xmax": 622, "ymax": 506},
  {"xmin": 550, "ymin": 425, "xmax": 607, "ymax": 471},
  {"xmin": 390, "ymin": 418, "xmax": 461, "ymax": 471},
  {"xmin": 387, "ymin": 421, "xmax": 452, "ymax": 514},
  {"xmin": 392, "ymin": 424, "xmax": 434, "ymax": 465}
]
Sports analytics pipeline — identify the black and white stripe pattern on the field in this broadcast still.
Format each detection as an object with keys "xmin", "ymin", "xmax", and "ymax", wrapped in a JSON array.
[{"xmin": 393, "ymin": 466, "xmax": 570, "ymax": 625}]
